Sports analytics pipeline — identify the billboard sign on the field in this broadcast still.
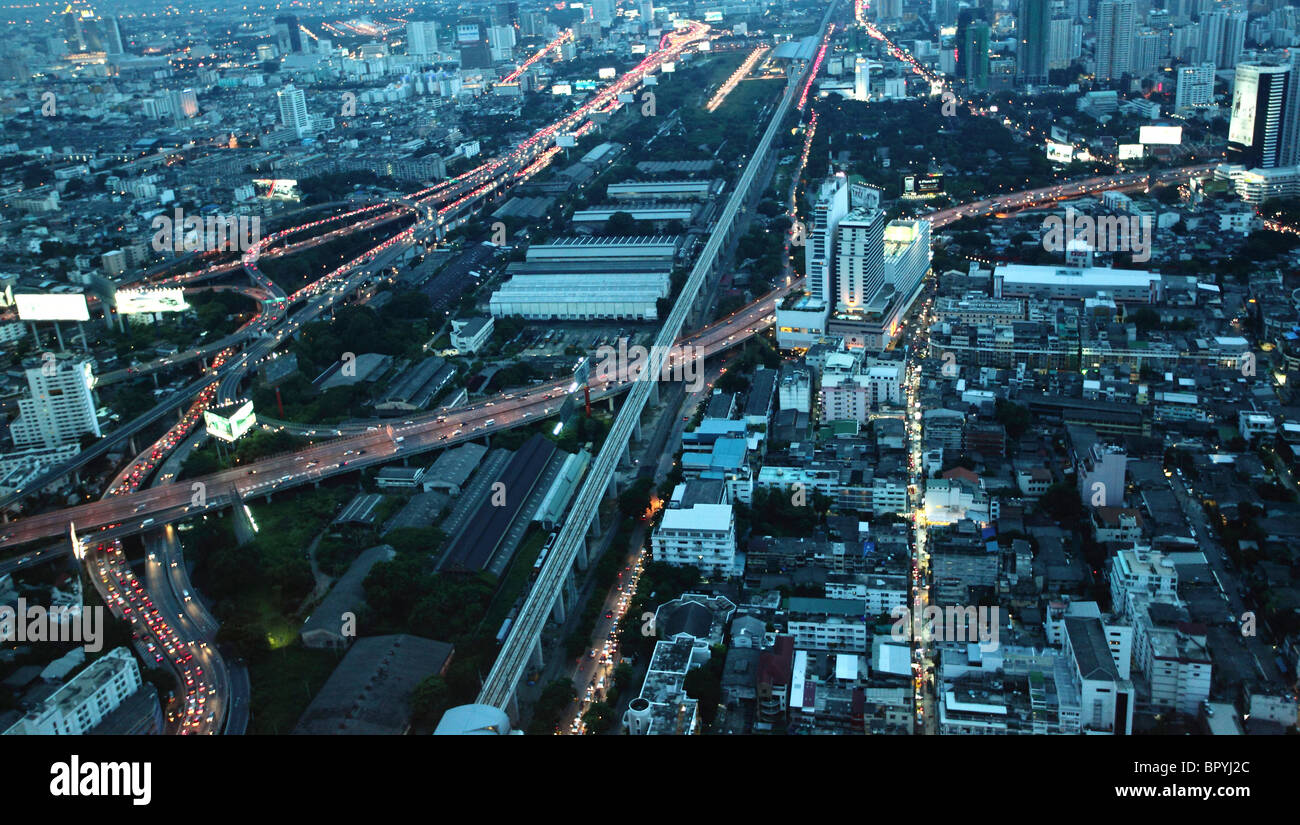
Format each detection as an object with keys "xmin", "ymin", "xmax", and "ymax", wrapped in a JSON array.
[
  {"xmin": 1228, "ymin": 73, "xmax": 1257, "ymax": 146},
  {"xmin": 1117, "ymin": 143, "xmax": 1144, "ymax": 160},
  {"xmin": 203, "ymin": 399, "xmax": 256, "ymax": 443},
  {"xmin": 116, "ymin": 288, "xmax": 190, "ymax": 315},
  {"xmin": 1045, "ymin": 140, "xmax": 1074, "ymax": 164},
  {"xmin": 15, "ymin": 293, "xmax": 90, "ymax": 322},
  {"xmin": 917, "ymin": 173, "xmax": 944, "ymax": 193},
  {"xmin": 1138, "ymin": 125, "xmax": 1183, "ymax": 145}
]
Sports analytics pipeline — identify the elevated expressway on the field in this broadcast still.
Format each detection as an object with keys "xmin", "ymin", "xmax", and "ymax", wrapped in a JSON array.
[
  {"xmin": 475, "ymin": 0, "xmax": 846, "ymax": 712},
  {"xmin": 0, "ymin": 157, "xmax": 1214, "ymax": 556}
]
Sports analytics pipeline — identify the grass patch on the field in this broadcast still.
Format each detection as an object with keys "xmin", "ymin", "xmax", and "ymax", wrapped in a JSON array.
[{"xmin": 246, "ymin": 643, "xmax": 345, "ymax": 735}]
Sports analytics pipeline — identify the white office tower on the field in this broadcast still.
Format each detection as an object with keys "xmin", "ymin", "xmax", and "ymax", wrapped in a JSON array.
[
  {"xmin": 593, "ymin": 0, "xmax": 615, "ymax": 26},
  {"xmin": 407, "ymin": 19, "xmax": 440, "ymax": 57},
  {"xmin": 805, "ymin": 174, "xmax": 850, "ymax": 309},
  {"xmin": 1048, "ymin": 16, "xmax": 1082, "ymax": 69},
  {"xmin": 3, "ymin": 649, "xmax": 142, "ymax": 735},
  {"xmin": 169, "ymin": 88, "xmax": 198, "ymax": 120},
  {"xmin": 1198, "ymin": 9, "xmax": 1225, "ymax": 67},
  {"xmin": 277, "ymin": 84, "xmax": 310, "ymax": 136},
  {"xmin": 9, "ymin": 358, "xmax": 100, "ymax": 450},
  {"xmin": 834, "ymin": 208, "xmax": 885, "ymax": 311},
  {"xmin": 1170, "ymin": 23, "xmax": 1200, "ymax": 62},
  {"xmin": 882, "ymin": 219, "xmax": 932, "ymax": 300},
  {"xmin": 1094, "ymin": 0, "xmax": 1136, "ymax": 81},
  {"xmin": 489, "ymin": 24, "xmax": 516, "ymax": 61},
  {"xmin": 639, "ymin": 0, "xmax": 655, "ymax": 26},
  {"xmin": 1174, "ymin": 62, "xmax": 1216, "ymax": 112},
  {"xmin": 854, "ymin": 55, "xmax": 871, "ymax": 100},
  {"xmin": 1131, "ymin": 28, "xmax": 1162, "ymax": 76},
  {"xmin": 1220, "ymin": 12, "xmax": 1247, "ymax": 69}
]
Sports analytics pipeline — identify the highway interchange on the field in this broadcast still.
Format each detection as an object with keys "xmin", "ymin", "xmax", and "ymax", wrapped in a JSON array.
[{"xmin": 0, "ymin": 14, "xmax": 1222, "ymax": 731}]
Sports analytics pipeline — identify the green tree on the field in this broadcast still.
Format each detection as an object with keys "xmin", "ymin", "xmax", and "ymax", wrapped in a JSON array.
[
  {"xmin": 581, "ymin": 701, "xmax": 615, "ymax": 734},
  {"xmin": 408, "ymin": 675, "xmax": 451, "ymax": 730}
]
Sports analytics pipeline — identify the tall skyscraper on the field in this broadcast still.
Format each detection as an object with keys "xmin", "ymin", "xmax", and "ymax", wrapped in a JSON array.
[
  {"xmin": 1282, "ymin": 50, "xmax": 1300, "ymax": 167},
  {"xmin": 1131, "ymin": 28, "xmax": 1162, "ymax": 77},
  {"xmin": 1198, "ymin": 10, "xmax": 1225, "ymax": 67},
  {"xmin": 956, "ymin": 8, "xmax": 991, "ymax": 89},
  {"xmin": 805, "ymin": 174, "xmax": 850, "ymax": 309},
  {"xmin": 62, "ymin": 3, "xmax": 122, "ymax": 54},
  {"xmin": 407, "ymin": 18, "xmax": 440, "ymax": 57},
  {"xmin": 1095, "ymin": 0, "xmax": 1136, "ymax": 81},
  {"xmin": 835, "ymin": 208, "xmax": 886, "ymax": 310},
  {"xmin": 9, "ymin": 358, "xmax": 100, "ymax": 449},
  {"xmin": 492, "ymin": 1, "xmax": 520, "ymax": 27},
  {"xmin": 1174, "ymin": 62, "xmax": 1216, "ymax": 112},
  {"xmin": 1018, "ymin": 0, "xmax": 1051, "ymax": 85},
  {"xmin": 1220, "ymin": 12, "xmax": 1247, "ymax": 69},
  {"xmin": 63, "ymin": 4, "xmax": 101, "ymax": 53},
  {"xmin": 274, "ymin": 14, "xmax": 303, "ymax": 53},
  {"xmin": 169, "ymin": 88, "xmax": 199, "ymax": 121},
  {"xmin": 1228, "ymin": 61, "xmax": 1292, "ymax": 167},
  {"xmin": 521, "ymin": 11, "xmax": 551, "ymax": 37},
  {"xmin": 489, "ymin": 24, "xmax": 516, "ymax": 62},
  {"xmin": 593, "ymin": 0, "xmax": 615, "ymax": 26},
  {"xmin": 277, "ymin": 84, "xmax": 310, "ymax": 136},
  {"xmin": 103, "ymin": 16, "xmax": 123, "ymax": 54},
  {"xmin": 457, "ymin": 20, "xmax": 492, "ymax": 69},
  {"xmin": 1048, "ymin": 16, "xmax": 1083, "ymax": 69},
  {"xmin": 876, "ymin": 0, "xmax": 903, "ymax": 22},
  {"xmin": 854, "ymin": 55, "xmax": 872, "ymax": 100}
]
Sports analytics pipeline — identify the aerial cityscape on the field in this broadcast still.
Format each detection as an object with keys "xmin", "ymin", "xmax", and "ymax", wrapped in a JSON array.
[{"xmin": 0, "ymin": 0, "xmax": 1296, "ymax": 758}]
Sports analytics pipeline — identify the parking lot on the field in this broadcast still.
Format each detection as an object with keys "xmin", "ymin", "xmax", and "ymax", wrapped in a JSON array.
[{"xmin": 514, "ymin": 324, "xmax": 657, "ymax": 359}]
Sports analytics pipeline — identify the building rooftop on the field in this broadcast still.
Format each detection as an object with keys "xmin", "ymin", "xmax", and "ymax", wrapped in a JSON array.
[{"xmin": 293, "ymin": 634, "xmax": 454, "ymax": 734}]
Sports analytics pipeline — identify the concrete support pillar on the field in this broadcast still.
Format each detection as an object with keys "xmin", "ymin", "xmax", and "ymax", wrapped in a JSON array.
[
  {"xmin": 574, "ymin": 530, "xmax": 590, "ymax": 571},
  {"xmin": 564, "ymin": 572, "xmax": 578, "ymax": 611},
  {"xmin": 507, "ymin": 691, "xmax": 520, "ymax": 724},
  {"xmin": 231, "ymin": 497, "xmax": 256, "ymax": 547},
  {"xmin": 530, "ymin": 638, "xmax": 544, "ymax": 670},
  {"xmin": 648, "ymin": 381, "xmax": 660, "ymax": 408},
  {"xmin": 632, "ymin": 417, "xmax": 643, "ymax": 444},
  {"xmin": 590, "ymin": 506, "xmax": 603, "ymax": 539},
  {"xmin": 551, "ymin": 588, "xmax": 567, "ymax": 624},
  {"xmin": 607, "ymin": 396, "xmax": 616, "ymax": 413}
]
